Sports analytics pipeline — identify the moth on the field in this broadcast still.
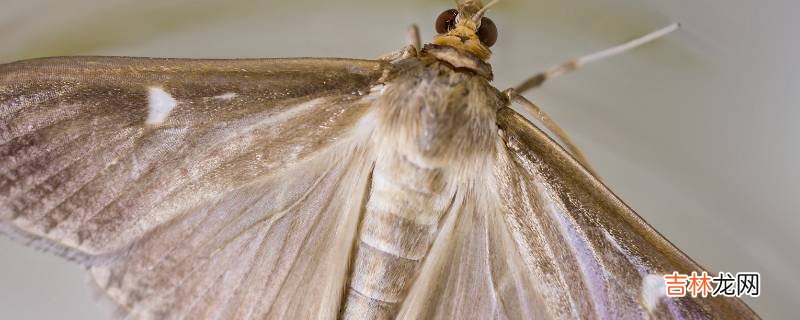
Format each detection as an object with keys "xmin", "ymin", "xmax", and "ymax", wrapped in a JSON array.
[{"xmin": 0, "ymin": 0, "xmax": 759, "ymax": 319}]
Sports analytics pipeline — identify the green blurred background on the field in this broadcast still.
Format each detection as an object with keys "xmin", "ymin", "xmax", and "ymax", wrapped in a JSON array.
[{"xmin": 1, "ymin": 0, "xmax": 798, "ymax": 318}]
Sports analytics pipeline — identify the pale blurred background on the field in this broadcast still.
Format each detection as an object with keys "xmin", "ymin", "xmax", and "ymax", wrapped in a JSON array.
[{"xmin": 1, "ymin": 0, "xmax": 797, "ymax": 318}]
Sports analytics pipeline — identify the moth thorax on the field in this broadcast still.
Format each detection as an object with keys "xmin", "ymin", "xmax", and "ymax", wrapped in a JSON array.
[{"xmin": 374, "ymin": 61, "xmax": 499, "ymax": 171}]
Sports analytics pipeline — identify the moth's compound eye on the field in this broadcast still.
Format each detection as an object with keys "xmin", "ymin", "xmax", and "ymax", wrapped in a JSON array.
[
  {"xmin": 477, "ymin": 17, "xmax": 498, "ymax": 47},
  {"xmin": 435, "ymin": 9, "xmax": 459, "ymax": 34}
]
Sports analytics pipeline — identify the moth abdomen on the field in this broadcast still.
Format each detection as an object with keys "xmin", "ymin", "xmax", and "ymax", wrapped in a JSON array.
[
  {"xmin": 342, "ymin": 153, "xmax": 452, "ymax": 318},
  {"xmin": 359, "ymin": 204, "xmax": 437, "ymax": 260}
]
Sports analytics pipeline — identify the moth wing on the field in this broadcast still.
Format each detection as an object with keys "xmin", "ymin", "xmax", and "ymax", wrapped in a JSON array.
[
  {"xmin": 397, "ymin": 190, "xmax": 550, "ymax": 320},
  {"xmin": 491, "ymin": 107, "xmax": 758, "ymax": 319},
  {"xmin": 0, "ymin": 56, "xmax": 386, "ymax": 318}
]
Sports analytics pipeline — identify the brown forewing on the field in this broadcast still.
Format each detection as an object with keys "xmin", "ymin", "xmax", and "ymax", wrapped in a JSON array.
[{"xmin": 0, "ymin": 56, "xmax": 387, "ymax": 317}]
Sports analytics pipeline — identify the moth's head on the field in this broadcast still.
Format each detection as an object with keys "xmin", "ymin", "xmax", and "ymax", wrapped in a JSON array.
[{"xmin": 431, "ymin": 0, "xmax": 498, "ymax": 61}]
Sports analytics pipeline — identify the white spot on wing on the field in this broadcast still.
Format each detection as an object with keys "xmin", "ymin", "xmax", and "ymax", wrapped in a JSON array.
[
  {"xmin": 146, "ymin": 87, "xmax": 177, "ymax": 125},
  {"xmin": 90, "ymin": 267, "xmax": 112, "ymax": 288},
  {"xmin": 641, "ymin": 274, "xmax": 667, "ymax": 312},
  {"xmin": 359, "ymin": 84, "xmax": 386, "ymax": 102},
  {"xmin": 213, "ymin": 92, "xmax": 238, "ymax": 100}
]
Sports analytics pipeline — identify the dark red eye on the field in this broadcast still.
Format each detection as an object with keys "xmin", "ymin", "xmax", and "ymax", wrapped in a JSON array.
[
  {"xmin": 435, "ymin": 9, "xmax": 459, "ymax": 34},
  {"xmin": 477, "ymin": 17, "xmax": 498, "ymax": 47}
]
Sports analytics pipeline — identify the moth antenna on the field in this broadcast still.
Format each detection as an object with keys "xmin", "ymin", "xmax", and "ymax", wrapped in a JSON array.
[
  {"xmin": 514, "ymin": 23, "xmax": 680, "ymax": 94},
  {"xmin": 505, "ymin": 89, "xmax": 601, "ymax": 179},
  {"xmin": 473, "ymin": 0, "xmax": 500, "ymax": 23}
]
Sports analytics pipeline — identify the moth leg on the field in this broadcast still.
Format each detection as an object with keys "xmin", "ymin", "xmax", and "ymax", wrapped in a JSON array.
[
  {"xmin": 504, "ymin": 89, "xmax": 600, "ymax": 178},
  {"xmin": 378, "ymin": 45, "xmax": 417, "ymax": 62},
  {"xmin": 513, "ymin": 23, "xmax": 679, "ymax": 94},
  {"xmin": 407, "ymin": 24, "xmax": 421, "ymax": 51},
  {"xmin": 378, "ymin": 25, "xmax": 421, "ymax": 62}
]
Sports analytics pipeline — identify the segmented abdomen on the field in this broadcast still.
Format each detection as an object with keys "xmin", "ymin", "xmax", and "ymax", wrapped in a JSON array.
[{"xmin": 341, "ymin": 153, "xmax": 451, "ymax": 319}]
